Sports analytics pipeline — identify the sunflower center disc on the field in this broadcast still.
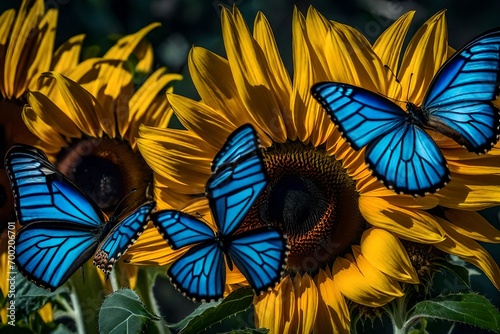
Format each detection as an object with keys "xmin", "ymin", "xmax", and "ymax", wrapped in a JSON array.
[
  {"xmin": 244, "ymin": 142, "xmax": 364, "ymax": 274},
  {"xmin": 57, "ymin": 137, "xmax": 152, "ymax": 215}
]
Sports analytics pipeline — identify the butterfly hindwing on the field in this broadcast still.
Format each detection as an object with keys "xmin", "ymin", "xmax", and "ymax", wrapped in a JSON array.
[
  {"xmin": 15, "ymin": 224, "xmax": 99, "ymax": 291},
  {"xmin": 5, "ymin": 144, "xmax": 104, "ymax": 227},
  {"xmin": 94, "ymin": 201, "xmax": 156, "ymax": 275},
  {"xmin": 311, "ymin": 82, "xmax": 407, "ymax": 150},
  {"xmin": 168, "ymin": 241, "xmax": 226, "ymax": 301},
  {"xmin": 423, "ymin": 28, "xmax": 500, "ymax": 153},
  {"xmin": 228, "ymin": 228, "xmax": 287, "ymax": 293},
  {"xmin": 365, "ymin": 122, "xmax": 450, "ymax": 195}
]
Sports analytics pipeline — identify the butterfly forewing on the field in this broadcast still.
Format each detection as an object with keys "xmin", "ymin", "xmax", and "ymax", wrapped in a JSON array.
[
  {"xmin": 5, "ymin": 144, "xmax": 104, "ymax": 227},
  {"xmin": 423, "ymin": 28, "xmax": 500, "ymax": 153}
]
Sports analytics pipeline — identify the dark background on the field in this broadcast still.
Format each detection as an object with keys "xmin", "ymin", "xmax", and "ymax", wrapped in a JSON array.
[{"xmin": 1, "ymin": 0, "xmax": 499, "ymax": 332}]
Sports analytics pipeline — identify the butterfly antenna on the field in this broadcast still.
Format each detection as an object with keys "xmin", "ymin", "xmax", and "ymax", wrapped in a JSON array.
[
  {"xmin": 112, "ymin": 188, "xmax": 137, "ymax": 218},
  {"xmin": 407, "ymin": 73, "xmax": 413, "ymax": 101},
  {"xmin": 384, "ymin": 64, "xmax": 401, "ymax": 84}
]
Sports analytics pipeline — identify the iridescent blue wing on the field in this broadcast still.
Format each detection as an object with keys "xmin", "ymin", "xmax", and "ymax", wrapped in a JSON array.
[
  {"xmin": 150, "ymin": 210, "xmax": 215, "ymax": 249},
  {"xmin": 365, "ymin": 122, "xmax": 449, "ymax": 196},
  {"xmin": 5, "ymin": 144, "xmax": 104, "ymax": 227},
  {"xmin": 15, "ymin": 225, "xmax": 99, "ymax": 291},
  {"xmin": 228, "ymin": 228, "xmax": 287, "ymax": 293},
  {"xmin": 311, "ymin": 82, "xmax": 407, "ymax": 150},
  {"xmin": 94, "ymin": 201, "xmax": 156, "ymax": 276},
  {"xmin": 168, "ymin": 241, "xmax": 226, "ymax": 302},
  {"xmin": 207, "ymin": 150, "xmax": 267, "ymax": 236},
  {"xmin": 423, "ymin": 29, "xmax": 500, "ymax": 153},
  {"xmin": 211, "ymin": 124, "xmax": 260, "ymax": 172}
]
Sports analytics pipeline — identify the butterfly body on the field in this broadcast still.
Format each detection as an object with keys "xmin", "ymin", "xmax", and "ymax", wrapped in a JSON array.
[
  {"xmin": 152, "ymin": 124, "xmax": 288, "ymax": 301},
  {"xmin": 312, "ymin": 28, "xmax": 500, "ymax": 196},
  {"xmin": 5, "ymin": 144, "xmax": 155, "ymax": 290}
]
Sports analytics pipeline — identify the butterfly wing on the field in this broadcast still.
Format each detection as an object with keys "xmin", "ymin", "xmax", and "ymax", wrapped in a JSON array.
[
  {"xmin": 5, "ymin": 144, "xmax": 104, "ymax": 227},
  {"xmin": 228, "ymin": 227, "xmax": 287, "ymax": 293},
  {"xmin": 168, "ymin": 241, "xmax": 226, "ymax": 302},
  {"xmin": 311, "ymin": 82, "xmax": 407, "ymax": 150},
  {"xmin": 365, "ymin": 122, "xmax": 450, "ymax": 196},
  {"xmin": 150, "ymin": 210, "xmax": 215, "ymax": 249},
  {"xmin": 207, "ymin": 150, "xmax": 267, "ymax": 236},
  {"xmin": 15, "ymin": 224, "xmax": 99, "ymax": 291},
  {"xmin": 94, "ymin": 201, "xmax": 156, "ymax": 276},
  {"xmin": 211, "ymin": 124, "xmax": 260, "ymax": 172},
  {"xmin": 423, "ymin": 29, "xmax": 500, "ymax": 153},
  {"xmin": 5, "ymin": 144, "xmax": 105, "ymax": 290}
]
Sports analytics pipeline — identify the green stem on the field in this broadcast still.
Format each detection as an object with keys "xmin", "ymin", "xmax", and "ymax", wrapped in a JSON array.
[
  {"xmin": 69, "ymin": 286, "xmax": 86, "ymax": 334},
  {"xmin": 135, "ymin": 267, "xmax": 170, "ymax": 334},
  {"xmin": 109, "ymin": 269, "xmax": 119, "ymax": 292}
]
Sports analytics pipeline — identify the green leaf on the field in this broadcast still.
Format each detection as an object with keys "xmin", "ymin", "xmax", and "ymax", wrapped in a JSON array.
[
  {"xmin": 176, "ymin": 288, "xmax": 255, "ymax": 334},
  {"xmin": 14, "ymin": 272, "xmax": 58, "ymax": 320},
  {"xmin": 434, "ymin": 258, "xmax": 471, "ymax": 288},
  {"xmin": 170, "ymin": 300, "xmax": 221, "ymax": 332},
  {"xmin": 99, "ymin": 288, "xmax": 161, "ymax": 334},
  {"xmin": 409, "ymin": 293, "xmax": 500, "ymax": 333}
]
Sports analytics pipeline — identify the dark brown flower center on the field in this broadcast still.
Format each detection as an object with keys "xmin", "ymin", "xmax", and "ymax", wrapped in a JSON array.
[
  {"xmin": 243, "ymin": 142, "xmax": 365, "ymax": 274},
  {"xmin": 56, "ymin": 136, "xmax": 152, "ymax": 216}
]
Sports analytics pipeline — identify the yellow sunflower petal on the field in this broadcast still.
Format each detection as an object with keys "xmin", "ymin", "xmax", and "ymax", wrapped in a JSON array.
[
  {"xmin": 41, "ymin": 72, "xmax": 104, "ymax": 138},
  {"xmin": 22, "ymin": 106, "xmax": 67, "ymax": 149},
  {"xmin": 253, "ymin": 11, "xmax": 294, "ymax": 138},
  {"xmin": 333, "ymin": 256, "xmax": 398, "ymax": 307},
  {"xmin": 444, "ymin": 210, "xmax": 500, "ymax": 243},
  {"xmin": 124, "ymin": 68, "xmax": 181, "ymax": 144},
  {"xmin": 125, "ymin": 223, "xmax": 187, "ymax": 265},
  {"xmin": 221, "ymin": 7, "xmax": 287, "ymax": 143},
  {"xmin": 399, "ymin": 10, "xmax": 448, "ymax": 104},
  {"xmin": 325, "ymin": 21, "xmax": 387, "ymax": 93},
  {"xmin": 254, "ymin": 275, "xmax": 295, "ymax": 334},
  {"xmin": 168, "ymin": 93, "xmax": 234, "ymax": 150},
  {"xmin": 134, "ymin": 40, "xmax": 154, "ymax": 73},
  {"xmin": 188, "ymin": 47, "xmax": 255, "ymax": 137},
  {"xmin": 372, "ymin": 11, "xmax": 415, "ymax": 97},
  {"xmin": 314, "ymin": 268, "xmax": 350, "ymax": 334},
  {"xmin": 359, "ymin": 196, "xmax": 445, "ymax": 243},
  {"xmin": 137, "ymin": 127, "xmax": 214, "ymax": 194},
  {"xmin": 37, "ymin": 302, "xmax": 53, "ymax": 323},
  {"xmin": 26, "ymin": 9, "xmax": 58, "ymax": 90},
  {"xmin": 104, "ymin": 22, "xmax": 161, "ymax": 61},
  {"xmin": 305, "ymin": 6, "xmax": 331, "ymax": 72},
  {"xmin": 352, "ymin": 245, "xmax": 404, "ymax": 297},
  {"xmin": 0, "ymin": 8, "xmax": 16, "ymax": 98},
  {"xmin": 4, "ymin": 0, "xmax": 44, "ymax": 98},
  {"xmin": 436, "ymin": 175, "xmax": 500, "ymax": 210},
  {"xmin": 27, "ymin": 91, "xmax": 82, "ymax": 138},
  {"xmin": 291, "ymin": 7, "xmax": 334, "ymax": 146},
  {"xmin": 361, "ymin": 228, "xmax": 419, "ymax": 283},
  {"xmin": 435, "ymin": 217, "xmax": 500, "ymax": 289},
  {"xmin": 51, "ymin": 34, "xmax": 86, "ymax": 74},
  {"xmin": 292, "ymin": 274, "xmax": 318, "ymax": 333}
]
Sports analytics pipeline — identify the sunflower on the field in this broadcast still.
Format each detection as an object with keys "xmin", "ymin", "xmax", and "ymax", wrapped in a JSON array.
[
  {"xmin": 23, "ymin": 26, "xmax": 182, "ymax": 215},
  {"xmin": 124, "ymin": 6, "xmax": 500, "ymax": 332}
]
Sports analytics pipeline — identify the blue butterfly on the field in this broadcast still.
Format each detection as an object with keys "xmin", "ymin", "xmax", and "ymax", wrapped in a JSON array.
[
  {"xmin": 312, "ymin": 29, "xmax": 500, "ymax": 196},
  {"xmin": 5, "ymin": 144, "xmax": 155, "ymax": 291},
  {"xmin": 151, "ymin": 124, "xmax": 288, "ymax": 301}
]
